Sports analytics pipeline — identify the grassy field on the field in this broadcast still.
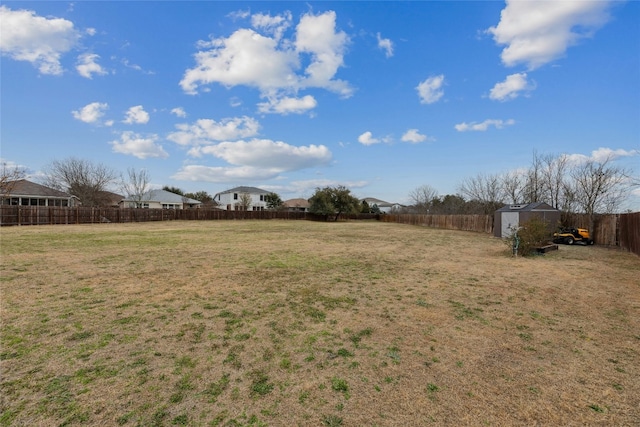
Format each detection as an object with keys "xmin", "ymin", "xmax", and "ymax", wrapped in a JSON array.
[{"xmin": 1, "ymin": 220, "xmax": 638, "ymax": 426}]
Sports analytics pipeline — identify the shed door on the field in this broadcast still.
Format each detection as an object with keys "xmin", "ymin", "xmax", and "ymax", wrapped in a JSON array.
[{"xmin": 501, "ymin": 212, "xmax": 519, "ymax": 238}]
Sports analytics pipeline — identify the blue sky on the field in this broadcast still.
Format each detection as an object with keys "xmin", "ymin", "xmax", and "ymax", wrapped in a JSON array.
[{"xmin": 1, "ymin": 1, "xmax": 639, "ymax": 209}]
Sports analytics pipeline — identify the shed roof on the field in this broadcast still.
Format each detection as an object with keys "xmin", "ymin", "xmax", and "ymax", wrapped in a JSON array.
[{"xmin": 495, "ymin": 202, "xmax": 557, "ymax": 212}]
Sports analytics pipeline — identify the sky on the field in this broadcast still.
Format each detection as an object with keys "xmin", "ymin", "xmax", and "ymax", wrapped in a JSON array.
[{"xmin": 1, "ymin": 1, "xmax": 639, "ymax": 210}]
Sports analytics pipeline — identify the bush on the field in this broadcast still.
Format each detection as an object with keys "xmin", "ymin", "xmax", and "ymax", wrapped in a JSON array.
[{"xmin": 506, "ymin": 216, "xmax": 552, "ymax": 257}]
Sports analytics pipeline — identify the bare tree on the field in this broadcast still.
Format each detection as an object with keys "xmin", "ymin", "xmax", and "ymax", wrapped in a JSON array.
[
  {"xmin": 500, "ymin": 170, "xmax": 526, "ymax": 204},
  {"xmin": 408, "ymin": 184, "xmax": 438, "ymax": 213},
  {"xmin": 458, "ymin": 173, "xmax": 504, "ymax": 214},
  {"xmin": 522, "ymin": 150, "xmax": 543, "ymax": 203},
  {"xmin": 42, "ymin": 157, "xmax": 117, "ymax": 207},
  {"xmin": 1, "ymin": 162, "xmax": 27, "ymax": 200},
  {"xmin": 570, "ymin": 155, "xmax": 630, "ymax": 231},
  {"xmin": 539, "ymin": 153, "xmax": 570, "ymax": 209},
  {"xmin": 120, "ymin": 167, "xmax": 151, "ymax": 208},
  {"xmin": 238, "ymin": 193, "xmax": 252, "ymax": 211}
]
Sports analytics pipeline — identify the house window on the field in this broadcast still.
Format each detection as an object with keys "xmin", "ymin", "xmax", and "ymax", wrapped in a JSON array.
[
  {"xmin": 234, "ymin": 193, "xmax": 238, "ymax": 200},
  {"xmin": 162, "ymin": 204, "xmax": 178, "ymax": 209},
  {"xmin": 260, "ymin": 195, "xmax": 264, "ymax": 201}
]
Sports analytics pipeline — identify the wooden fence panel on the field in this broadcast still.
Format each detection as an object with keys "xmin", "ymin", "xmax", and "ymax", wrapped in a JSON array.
[
  {"xmin": 381, "ymin": 214, "xmax": 493, "ymax": 234},
  {"xmin": 619, "ymin": 212, "xmax": 640, "ymax": 256}
]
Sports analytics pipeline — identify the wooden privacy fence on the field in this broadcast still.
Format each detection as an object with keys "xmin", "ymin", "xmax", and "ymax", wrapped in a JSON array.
[
  {"xmin": 381, "ymin": 213, "xmax": 494, "ymax": 234},
  {"xmin": 0, "ymin": 206, "xmax": 379, "ymax": 226},
  {"xmin": 1, "ymin": 206, "xmax": 637, "ymax": 256}
]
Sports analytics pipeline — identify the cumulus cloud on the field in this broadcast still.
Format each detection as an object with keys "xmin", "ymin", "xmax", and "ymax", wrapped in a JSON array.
[
  {"xmin": 167, "ymin": 116, "xmax": 260, "ymax": 146},
  {"xmin": 401, "ymin": 129, "xmax": 429, "ymax": 143},
  {"xmin": 76, "ymin": 52, "xmax": 107, "ymax": 79},
  {"xmin": 487, "ymin": 0, "xmax": 614, "ymax": 69},
  {"xmin": 454, "ymin": 119, "xmax": 515, "ymax": 132},
  {"xmin": 358, "ymin": 131, "xmax": 379, "ymax": 146},
  {"xmin": 123, "ymin": 105, "xmax": 150, "ymax": 124},
  {"xmin": 172, "ymin": 165, "xmax": 281, "ymax": 183},
  {"xmin": 171, "ymin": 107, "xmax": 187, "ymax": 118},
  {"xmin": 377, "ymin": 33, "xmax": 393, "ymax": 58},
  {"xmin": 110, "ymin": 131, "xmax": 168, "ymax": 159},
  {"xmin": 416, "ymin": 74, "xmax": 445, "ymax": 104},
  {"xmin": 257, "ymin": 95, "xmax": 317, "ymax": 115},
  {"xmin": 251, "ymin": 11, "xmax": 292, "ymax": 41},
  {"xmin": 180, "ymin": 10, "xmax": 352, "ymax": 113},
  {"xmin": 72, "ymin": 102, "xmax": 109, "ymax": 124},
  {"xmin": 171, "ymin": 139, "xmax": 332, "ymax": 183},
  {"xmin": 489, "ymin": 72, "xmax": 535, "ymax": 101},
  {"xmin": 565, "ymin": 147, "xmax": 640, "ymax": 165},
  {"xmin": 197, "ymin": 139, "xmax": 332, "ymax": 171},
  {"xmin": 0, "ymin": 5, "xmax": 81, "ymax": 75}
]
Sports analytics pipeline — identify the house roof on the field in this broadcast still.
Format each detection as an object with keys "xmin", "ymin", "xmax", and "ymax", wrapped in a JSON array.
[
  {"xmin": 283, "ymin": 198, "xmax": 309, "ymax": 208},
  {"xmin": 123, "ymin": 189, "xmax": 201, "ymax": 204},
  {"xmin": 2, "ymin": 179, "xmax": 75, "ymax": 199},
  {"xmin": 362, "ymin": 197, "xmax": 397, "ymax": 208},
  {"xmin": 98, "ymin": 190, "xmax": 125, "ymax": 206},
  {"xmin": 216, "ymin": 186, "xmax": 270, "ymax": 196},
  {"xmin": 496, "ymin": 202, "xmax": 557, "ymax": 212}
]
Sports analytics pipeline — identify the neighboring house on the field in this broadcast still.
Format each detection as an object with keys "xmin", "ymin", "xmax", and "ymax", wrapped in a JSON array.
[
  {"xmin": 494, "ymin": 202, "xmax": 561, "ymax": 238},
  {"xmin": 0, "ymin": 179, "xmax": 78, "ymax": 207},
  {"xmin": 283, "ymin": 198, "xmax": 310, "ymax": 212},
  {"xmin": 98, "ymin": 190, "xmax": 125, "ymax": 208},
  {"xmin": 213, "ymin": 186, "xmax": 270, "ymax": 211},
  {"xmin": 120, "ymin": 189, "xmax": 202, "ymax": 209},
  {"xmin": 361, "ymin": 197, "xmax": 403, "ymax": 214}
]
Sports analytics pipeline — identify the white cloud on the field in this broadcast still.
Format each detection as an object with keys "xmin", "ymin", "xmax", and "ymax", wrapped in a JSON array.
[
  {"xmin": 377, "ymin": 33, "xmax": 393, "ymax": 58},
  {"xmin": 180, "ymin": 28, "xmax": 298, "ymax": 94},
  {"xmin": 172, "ymin": 165, "xmax": 281, "ymax": 183},
  {"xmin": 123, "ymin": 105, "xmax": 150, "ymax": 124},
  {"xmin": 257, "ymin": 95, "xmax": 317, "ymax": 115},
  {"xmin": 454, "ymin": 119, "xmax": 515, "ymax": 132},
  {"xmin": 295, "ymin": 11, "xmax": 351, "ymax": 96},
  {"xmin": 171, "ymin": 138, "xmax": 333, "ymax": 184},
  {"xmin": 71, "ymin": 102, "xmax": 109, "ymax": 124},
  {"xmin": 416, "ymin": 74, "xmax": 445, "ymax": 104},
  {"xmin": 197, "ymin": 139, "xmax": 332, "ymax": 171},
  {"xmin": 110, "ymin": 131, "xmax": 168, "ymax": 159},
  {"xmin": 0, "ymin": 5, "xmax": 81, "ymax": 75},
  {"xmin": 401, "ymin": 129, "xmax": 428, "ymax": 144},
  {"xmin": 358, "ymin": 131, "xmax": 379, "ymax": 146},
  {"xmin": 487, "ymin": 0, "xmax": 614, "ymax": 69},
  {"xmin": 171, "ymin": 107, "xmax": 187, "ymax": 118},
  {"xmin": 251, "ymin": 11, "xmax": 292, "ymax": 41},
  {"xmin": 76, "ymin": 52, "xmax": 107, "ymax": 79},
  {"xmin": 489, "ymin": 72, "xmax": 535, "ymax": 101},
  {"xmin": 167, "ymin": 116, "xmax": 260, "ymax": 146},
  {"xmin": 562, "ymin": 148, "xmax": 639, "ymax": 169},
  {"xmin": 180, "ymin": 10, "xmax": 352, "ymax": 107}
]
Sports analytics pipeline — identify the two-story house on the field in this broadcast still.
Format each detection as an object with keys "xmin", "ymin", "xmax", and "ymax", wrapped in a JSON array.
[{"xmin": 213, "ymin": 186, "xmax": 270, "ymax": 211}]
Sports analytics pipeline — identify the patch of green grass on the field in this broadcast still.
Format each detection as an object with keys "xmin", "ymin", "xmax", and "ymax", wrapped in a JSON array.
[
  {"xmin": 322, "ymin": 414, "xmax": 343, "ymax": 426},
  {"xmin": 250, "ymin": 370, "xmax": 274, "ymax": 397},
  {"xmin": 331, "ymin": 377, "xmax": 349, "ymax": 395},
  {"xmin": 204, "ymin": 373, "xmax": 230, "ymax": 403}
]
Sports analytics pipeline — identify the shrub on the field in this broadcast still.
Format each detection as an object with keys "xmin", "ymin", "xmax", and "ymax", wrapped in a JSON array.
[{"xmin": 506, "ymin": 216, "xmax": 552, "ymax": 257}]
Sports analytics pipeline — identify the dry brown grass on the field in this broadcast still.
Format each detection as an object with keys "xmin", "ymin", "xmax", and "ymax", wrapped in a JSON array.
[{"xmin": 1, "ymin": 220, "xmax": 638, "ymax": 426}]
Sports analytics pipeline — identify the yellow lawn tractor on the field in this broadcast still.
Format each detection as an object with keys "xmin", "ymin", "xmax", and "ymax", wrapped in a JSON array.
[{"xmin": 553, "ymin": 227, "xmax": 594, "ymax": 246}]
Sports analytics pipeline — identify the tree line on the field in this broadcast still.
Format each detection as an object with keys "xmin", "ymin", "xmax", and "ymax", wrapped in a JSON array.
[
  {"xmin": 2, "ymin": 151, "xmax": 637, "ymax": 228},
  {"xmin": 405, "ymin": 151, "xmax": 635, "ymax": 231}
]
